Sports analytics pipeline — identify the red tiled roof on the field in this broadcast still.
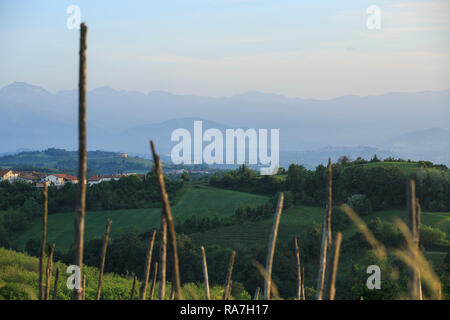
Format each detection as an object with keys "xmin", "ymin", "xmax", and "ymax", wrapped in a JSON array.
[
  {"xmin": 51, "ymin": 174, "xmax": 78, "ymax": 181},
  {"xmin": 19, "ymin": 174, "xmax": 40, "ymax": 181},
  {"xmin": 0, "ymin": 169, "xmax": 12, "ymax": 176}
]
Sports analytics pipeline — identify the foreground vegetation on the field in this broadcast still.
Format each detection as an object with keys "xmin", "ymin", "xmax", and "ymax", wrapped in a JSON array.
[
  {"xmin": 0, "ymin": 247, "xmax": 240, "ymax": 300},
  {"xmin": 1, "ymin": 158, "xmax": 449, "ymax": 300}
]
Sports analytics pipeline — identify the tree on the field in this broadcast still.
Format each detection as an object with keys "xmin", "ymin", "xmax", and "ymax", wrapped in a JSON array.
[{"xmin": 181, "ymin": 172, "xmax": 190, "ymax": 182}]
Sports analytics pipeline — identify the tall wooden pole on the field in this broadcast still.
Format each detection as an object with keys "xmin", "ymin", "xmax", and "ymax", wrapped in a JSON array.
[
  {"xmin": 38, "ymin": 182, "xmax": 48, "ymax": 300},
  {"xmin": 140, "ymin": 229, "xmax": 157, "ymax": 300},
  {"xmin": 264, "ymin": 192, "xmax": 284, "ymax": 300},
  {"xmin": 73, "ymin": 22, "xmax": 88, "ymax": 300},
  {"xmin": 201, "ymin": 246, "xmax": 211, "ymax": 300},
  {"xmin": 407, "ymin": 180, "xmax": 422, "ymax": 300},
  {"xmin": 96, "ymin": 218, "xmax": 112, "ymax": 300},
  {"xmin": 316, "ymin": 159, "xmax": 332, "ymax": 300},
  {"xmin": 151, "ymin": 141, "xmax": 182, "ymax": 300},
  {"xmin": 45, "ymin": 243, "xmax": 55, "ymax": 300}
]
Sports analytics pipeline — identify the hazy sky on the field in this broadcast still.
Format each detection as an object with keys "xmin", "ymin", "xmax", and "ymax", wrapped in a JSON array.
[{"xmin": 1, "ymin": 0, "xmax": 449, "ymax": 99}]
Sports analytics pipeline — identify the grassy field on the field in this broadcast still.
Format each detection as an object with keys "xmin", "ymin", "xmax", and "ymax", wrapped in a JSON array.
[
  {"xmin": 14, "ymin": 185, "xmax": 268, "ymax": 251},
  {"xmin": 358, "ymin": 161, "xmax": 444, "ymax": 176},
  {"xmin": 189, "ymin": 205, "xmax": 450, "ymax": 249},
  {"xmin": 0, "ymin": 247, "xmax": 232, "ymax": 300}
]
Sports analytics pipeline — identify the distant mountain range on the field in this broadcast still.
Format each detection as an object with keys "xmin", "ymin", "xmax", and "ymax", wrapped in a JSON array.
[{"xmin": 1, "ymin": 82, "xmax": 449, "ymax": 167}]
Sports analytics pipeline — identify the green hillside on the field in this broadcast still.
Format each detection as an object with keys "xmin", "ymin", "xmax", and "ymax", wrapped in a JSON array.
[
  {"xmin": 0, "ymin": 247, "xmax": 231, "ymax": 300},
  {"xmin": 357, "ymin": 161, "xmax": 445, "ymax": 176},
  {"xmin": 14, "ymin": 186, "xmax": 268, "ymax": 251},
  {"xmin": 189, "ymin": 205, "xmax": 450, "ymax": 249},
  {"xmin": 0, "ymin": 148, "xmax": 155, "ymax": 175}
]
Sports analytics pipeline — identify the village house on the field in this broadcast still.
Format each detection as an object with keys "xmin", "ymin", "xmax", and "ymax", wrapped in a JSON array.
[
  {"xmin": 17, "ymin": 172, "xmax": 42, "ymax": 184},
  {"xmin": 0, "ymin": 169, "xmax": 19, "ymax": 182},
  {"xmin": 88, "ymin": 173, "xmax": 137, "ymax": 186},
  {"xmin": 45, "ymin": 174, "xmax": 78, "ymax": 186}
]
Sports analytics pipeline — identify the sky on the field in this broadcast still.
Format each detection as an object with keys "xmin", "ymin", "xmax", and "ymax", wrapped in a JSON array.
[{"xmin": 0, "ymin": 0, "xmax": 449, "ymax": 99}]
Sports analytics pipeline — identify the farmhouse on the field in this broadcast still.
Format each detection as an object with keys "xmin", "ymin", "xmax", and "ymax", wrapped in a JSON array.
[
  {"xmin": 45, "ymin": 174, "xmax": 78, "ymax": 186},
  {"xmin": 88, "ymin": 173, "xmax": 137, "ymax": 186},
  {"xmin": 17, "ymin": 173, "xmax": 42, "ymax": 184},
  {"xmin": 0, "ymin": 169, "xmax": 19, "ymax": 182}
]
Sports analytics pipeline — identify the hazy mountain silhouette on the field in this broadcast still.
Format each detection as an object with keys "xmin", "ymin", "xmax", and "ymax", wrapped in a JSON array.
[{"xmin": 1, "ymin": 82, "xmax": 449, "ymax": 165}]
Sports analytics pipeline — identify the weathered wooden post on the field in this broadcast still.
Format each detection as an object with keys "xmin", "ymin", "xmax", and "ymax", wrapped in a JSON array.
[
  {"xmin": 222, "ymin": 250, "xmax": 236, "ymax": 300},
  {"xmin": 253, "ymin": 287, "xmax": 260, "ymax": 300},
  {"xmin": 301, "ymin": 267, "xmax": 306, "ymax": 300},
  {"xmin": 151, "ymin": 141, "xmax": 182, "ymax": 300},
  {"xmin": 329, "ymin": 232, "xmax": 342, "ymax": 300},
  {"xmin": 149, "ymin": 262, "xmax": 158, "ymax": 300},
  {"xmin": 407, "ymin": 180, "xmax": 422, "ymax": 300},
  {"xmin": 38, "ymin": 182, "xmax": 48, "ymax": 300},
  {"xmin": 316, "ymin": 159, "xmax": 332, "ymax": 300},
  {"xmin": 96, "ymin": 218, "xmax": 112, "ymax": 300},
  {"xmin": 201, "ymin": 246, "xmax": 211, "ymax": 300},
  {"xmin": 130, "ymin": 275, "xmax": 137, "ymax": 300},
  {"xmin": 140, "ymin": 229, "xmax": 157, "ymax": 300},
  {"xmin": 52, "ymin": 268, "xmax": 59, "ymax": 300},
  {"xmin": 81, "ymin": 274, "xmax": 86, "ymax": 300},
  {"xmin": 294, "ymin": 236, "xmax": 302, "ymax": 300},
  {"xmin": 73, "ymin": 22, "xmax": 88, "ymax": 300},
  {"xmin": 45, "ymin": 243, "xmax": 55, "ymax": 300},
  {"xmin": 264, "ymin": 192, "xmax": 284, "ymax": 300},
  {"xmin": 415, "ymin": 198, "xmax": 423, "ymax": 299},
  {"xmin": 158, "ymin": 214, "xmax": 167, "ymax": 300}
]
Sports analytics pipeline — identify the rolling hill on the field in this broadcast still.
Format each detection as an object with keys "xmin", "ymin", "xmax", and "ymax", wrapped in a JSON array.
[{"xmin": 13, "ymin": 186, "xmax": 269, "ymax": 251}]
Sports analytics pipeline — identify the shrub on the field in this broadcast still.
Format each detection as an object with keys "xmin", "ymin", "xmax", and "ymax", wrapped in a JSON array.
[
  {"xmin": 347, "ymin": 194, "xmax": 372, "ymax": 216},
  {"xmin": 0, "ymin": 282, "xmax": 36, "ymax": 300}
]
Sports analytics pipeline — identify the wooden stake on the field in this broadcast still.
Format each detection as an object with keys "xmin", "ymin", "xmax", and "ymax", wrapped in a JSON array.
[
  {"xmin": 130, "ymin": 275, "xmax": 137, "ymax": 300},
  {"xmin": 151, "ymin": 141, "xmax": 182, "ymax": 300},
  {"xmin": 253, "ymin": 287, "xmax": 260, "ymax": 300},
  {"xmin": 140, "ymin": 229, "xmax": 157, "ymax": 300},
  {"xmin": 52, "ymin": 268, "xmax": 59, "ymax": 300},
  {"xmin": 45, "ymin": 243, "xmax": 55, "ymax": 300},
  {"xmin": 226, "ymin": 280, "xmax": 232, "ymax": 300},
  {"xmin": 301, "ymin": 267, "xmax": 306, "ymax": 300},
  {"xmin": 294, "ymin": 236, "xmax": 302, "ymax": 300},
  {"xmin": 73, "ymin": 22, "xmax": 88, "ymax": 300},
  {"xmin": 149, "ymin": 262, "xmax": 158, "ymax": 300},
  {"xmin": 316, "ymin": 159, "xmax": 332, "ymax": 300},
  {"xmin": 201, "ymin": 246, "xmax": 211, "ymax": 300},
  {"xmin": 329, "ymin": 232, "xmax": 342, "ymax": 300},
  {"xmin": 407, "ymin": 180, "xmax": 420, "ymax": 300},
  {"xmin": 81, "ymin": 274, "xmax": 86, "ymax": 300},
  {"xmin": 416, "ymin": 198, "xmax": 423, "ymax": 300},
  {"xmin": 158, "ymin": 214, "xmax": 167, "ymax": 300},
  {"xmin": 38, "ymin": 182, "xmax": 48, "ymax": 300},
  {"xmin": 222, "ymin": 250, "xmax": 236, "ymax": 300},
  {"xmin": 264, "ymin": 192, "xmax": 284, "ymax": 300},
  {"xmin": 96, "ymin": 218, "xmax": 112, "ymax": 300}
]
